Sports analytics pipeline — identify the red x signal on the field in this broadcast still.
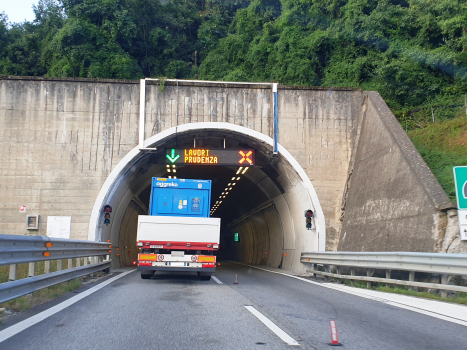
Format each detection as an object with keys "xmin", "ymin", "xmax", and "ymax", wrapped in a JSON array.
[{"xmin": 239, "ymin": 150, "xmax": 253, "ymax": 165}]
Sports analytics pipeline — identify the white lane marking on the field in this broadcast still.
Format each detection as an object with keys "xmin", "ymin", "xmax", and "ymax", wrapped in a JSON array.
[
  {"xmin": 230, "ymin": 262, "xmax": 467, "ymax": 328},
  {"xmin": 212, "ymin": 276, "xmax": 223, "ymax": 285},
  {"xmin": 0, "ymin": 269, "xmax": 135, "ymax": 343},
  {"xmin": 245, "ymin": 305, "xmax": 299, "ymax": 346}
]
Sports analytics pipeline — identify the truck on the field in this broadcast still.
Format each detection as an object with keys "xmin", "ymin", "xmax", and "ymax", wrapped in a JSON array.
[{"xmin": 136, "ymin": 177, "xmax": 220, "ymax": 280}]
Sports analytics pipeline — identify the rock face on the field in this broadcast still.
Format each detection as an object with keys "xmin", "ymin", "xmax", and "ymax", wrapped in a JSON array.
[{"xmin": 442, "ymin": 210, "xmax": 467, "ymax": 254}]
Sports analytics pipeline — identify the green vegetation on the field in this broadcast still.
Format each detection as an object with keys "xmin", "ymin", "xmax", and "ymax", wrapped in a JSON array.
[
  {"xmin": 1, "ymin": 0, "xmax": 466, "ymax": 191},
  {"xmin": 409, "ymin": 116, "xmax": 467, "ymax": 201},
  {"xmin": 0, "ymin": 278, "xmax": 83, "ymax": 312},
  {"xmin": 342, "ymin": 279, "xmax": 467, "ymax": 305},
  {"xmin": 0, "ymin": 259, "xmax": 78, "ymax": 283}
]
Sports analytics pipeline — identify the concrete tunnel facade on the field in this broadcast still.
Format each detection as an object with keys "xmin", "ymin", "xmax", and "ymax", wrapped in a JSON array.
[
  {"xmin": 90, "ymin": 123, "xmax": 325, "ymax": 272},
  {"xmin": 2, "ymin": 76, "xmax": 464, "ymax": 270}
]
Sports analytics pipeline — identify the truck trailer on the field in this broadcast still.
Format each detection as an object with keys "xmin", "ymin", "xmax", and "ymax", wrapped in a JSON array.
[{"xmin": 136, "ymin": 177, "xmax": 220, "ymax": 280}]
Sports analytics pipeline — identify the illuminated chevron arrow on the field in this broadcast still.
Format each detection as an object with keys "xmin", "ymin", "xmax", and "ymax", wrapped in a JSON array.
[{"xmin": 166, "ymin": 149, "xmax": 180, "ymax": 163}]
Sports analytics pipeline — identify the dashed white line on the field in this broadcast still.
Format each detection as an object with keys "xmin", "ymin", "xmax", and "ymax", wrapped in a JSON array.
[
  {"xmin": 0, "ymin": 269, "xmax": 135, "ymax": 343},
  {"xmin": 244, "ymin": 305, "xmax": 299, "ymax": 346},
  {"xmin": 212, "ymin": 276, "xmax": 223, "ymax": 284}
]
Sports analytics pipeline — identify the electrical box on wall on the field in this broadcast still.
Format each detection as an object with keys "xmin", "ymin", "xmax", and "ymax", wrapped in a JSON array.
[{"xmin": 27, "ymin": 215, "xmax": 39, "ymax": 230}]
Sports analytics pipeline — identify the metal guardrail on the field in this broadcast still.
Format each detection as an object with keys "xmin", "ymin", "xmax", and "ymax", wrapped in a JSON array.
[
  {"xmin": 0, "ymin": 234, "xmax": 112, "ymax": 304},
  {"xmin": 301, "ymin": 251, "xmax": 467, "ymax": 297}
]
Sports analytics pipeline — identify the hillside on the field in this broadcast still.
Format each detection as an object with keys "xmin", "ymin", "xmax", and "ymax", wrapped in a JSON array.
[
  {"xmin": 409, "ymin": 116, "xmax": 467, "ymax": 202},
  {"xmin": 1, "ymin": 0, "xmax": 466, "ymax": 194}
]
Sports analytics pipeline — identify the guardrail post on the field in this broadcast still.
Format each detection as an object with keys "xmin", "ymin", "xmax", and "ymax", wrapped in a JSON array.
[
  {"xmin": 76, "ymin": 258, "xmax": 81, "ymax": 267},
  {"xmin": 324, "ymin": 265, "xmax": 330, "ymax": 281},
  {"xmin": 386, "ymin": 270, "xmax": 391, "ymax": 288},
  {"xmin": 83, "ymin": 257, "xmax": 88, "ymax": 266},
  {"xmin": 350, "ymin": 267, "xmax": 355, "ymax": 286},
  {"xmin": 9, "ymin": 265, "xmax": 17, "ymax": 281},
  {"xmin": 68, "ymin": 258, "xmax": 73, "ymax": 269},
  {"xmin": 28, "ymin": 262, "xmax": 36, "ymax": 277},
  {"xmin": 336, "ymin": 266, "xmax": 342, "ymax": 284},
  {"xmin": 367, "ymin": 269, "xmax": 374, "ymax": 289},
  {"xmin": 440, "ymin": 274, "xmax": 452, "ymax": 298},
  {"xmin": 409, "ymin": 271, "xmax": 417, "ymax": 291},
  {"xmin": 57, "ymin": 260, "xmax": 62, "ymax": 271},
  {"xmin": 44, "ymin": 261, "xmax": 50, "ymax": 274}
]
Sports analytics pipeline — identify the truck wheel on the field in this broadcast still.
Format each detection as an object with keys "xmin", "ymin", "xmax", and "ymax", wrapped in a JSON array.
[
  {"xmin": 197, "ymin": 272, "xmax": 212, "ymax": 281},
  {"xmin": 141, "ymin": 271, "xmax": 154, "ymax": 279}
]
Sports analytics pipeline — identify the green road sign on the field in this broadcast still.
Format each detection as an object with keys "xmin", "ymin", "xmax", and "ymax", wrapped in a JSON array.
[
  {"xmin": 453, "ymin": 166, "xmax": 467, "ymax": 209},
  {"xmin": 234, "ymin": 232, "xmax": 239, "ymax": 242}
]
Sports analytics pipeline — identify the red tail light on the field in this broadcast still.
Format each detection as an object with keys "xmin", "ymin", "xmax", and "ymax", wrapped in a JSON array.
[
  {"xmin": 202, "ymin": 263, "xmax": 216, "ymax": 268},
  {"xmin": 139, "ymin": 262, "xmax": 152, "ymax": 266}
]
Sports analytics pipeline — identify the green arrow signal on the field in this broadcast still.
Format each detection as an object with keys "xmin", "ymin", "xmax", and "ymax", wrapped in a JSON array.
[{"xmin": 166, "ymin": 149, "xmax": 180, "ymax": 163}]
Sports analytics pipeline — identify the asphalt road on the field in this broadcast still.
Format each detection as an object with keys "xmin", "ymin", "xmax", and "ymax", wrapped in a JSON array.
[{"xmin": 1, "ymin": 262, "xmax": 466, "ymax": 350}]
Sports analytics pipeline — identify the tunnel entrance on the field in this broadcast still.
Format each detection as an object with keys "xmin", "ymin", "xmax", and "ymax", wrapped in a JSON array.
[{"xmin": 89, "ymin": 123, "xmax": 324, "ymax": 273}]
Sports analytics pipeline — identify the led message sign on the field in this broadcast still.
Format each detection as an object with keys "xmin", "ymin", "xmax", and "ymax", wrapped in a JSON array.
[{"xmin": 165, "ymin": 149, "xmax": 255, "ymax": 166}]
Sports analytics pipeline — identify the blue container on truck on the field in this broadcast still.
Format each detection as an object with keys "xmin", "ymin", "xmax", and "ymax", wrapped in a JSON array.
[
  {"xmin": 149, "ymin": 177, "xmax": 212, "ymax": 217},
  {"xmin": 137, "ymin": 177, "xmax": 219, "ymax": 281}
]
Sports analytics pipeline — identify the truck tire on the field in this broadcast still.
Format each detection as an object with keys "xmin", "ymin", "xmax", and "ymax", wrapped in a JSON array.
[
  {"xmin": 197, "ymin": 272, "xmax": 212, "ymax": 281},
  {"xmin": 141, "ymin": 271, "xmax": 154, "ymax": 279}
]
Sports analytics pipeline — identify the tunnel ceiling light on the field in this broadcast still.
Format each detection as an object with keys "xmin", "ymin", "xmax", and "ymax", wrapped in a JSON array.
[
  {"xmin": 166, "ymin": 165, "xmax": 170, "ymax": 168},
  {"xmin": 219, "ymin": 201, "xmax": 222, "ymax": 203},
  {"xmin": 231, "ymin": 177, "xmax": 235, "ymax": 180},
  {"xmin": 236, "ymin": 167, "xmax": 243, "ymax": 174},
  {"xmin": 167, "ymin": 169, "xmax": 171, "ymax": 172},
  {"xmin": 225, "ymin": 192, "xmax": 229, "ymax": 195},
  {"xmin": 173, "ymin": 176, "xmax": 177, "ymax": 179},
  {"xmin": 222, "ymin": 192, "xmax": 225, "ymax": 195},
  {"xmin": 228, "ymin": 183, "xmax": 231, "ymax": 186},
  {"xmin": 222, "ymin": 196, "xmax": 226, "ymax": 198},
  {"xmin": 241, "ymin": 167, "xmax": 249, "ymax": 174},
  {"xmin": 172, "ymin": 165, "xmax": 176, "ymax": 168},
  {"xmin": 232, "ymin": 183, "xmax": 236, "ymax": 186},
  {"xmin": 229, "ymin": 187, "xmax": 232, "ymax": 190},
  {"xmin": 173, "ymin": 169, "xmax": 176, "ymax": 173},
  {"xmin": 236, "ymin": 177, "xmax": 240, "ymax": 180}
]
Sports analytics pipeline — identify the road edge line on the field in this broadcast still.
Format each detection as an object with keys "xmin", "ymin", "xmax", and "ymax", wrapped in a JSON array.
[{"xmin": 229, "ymin": 261, "xmax": 467, "ymax": 328}]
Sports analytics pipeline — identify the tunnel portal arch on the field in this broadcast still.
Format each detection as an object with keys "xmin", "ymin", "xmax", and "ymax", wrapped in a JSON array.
[{"xmin": 89, "ymin": 122, "xmax": 325, "ymax": 272}]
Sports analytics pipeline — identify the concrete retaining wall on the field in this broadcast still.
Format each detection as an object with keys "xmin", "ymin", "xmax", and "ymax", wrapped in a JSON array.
[
  {"xmin": 1, "ymin": 76, "xmax": 465, "ymax": 259},
  {"xmin": 339, "ymin": 92, "xmax": 466, "ymax": 253}
]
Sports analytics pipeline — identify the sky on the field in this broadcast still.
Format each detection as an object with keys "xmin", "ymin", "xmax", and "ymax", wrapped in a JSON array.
[{"xmin": 1, "ymin": 1, "xmax": 39, "ymax": 24}]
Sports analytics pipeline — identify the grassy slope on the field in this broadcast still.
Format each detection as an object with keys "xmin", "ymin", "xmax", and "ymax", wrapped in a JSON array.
[{"xmin": 408, "ymin": 117, "xmax": 467, "ymax": 202}]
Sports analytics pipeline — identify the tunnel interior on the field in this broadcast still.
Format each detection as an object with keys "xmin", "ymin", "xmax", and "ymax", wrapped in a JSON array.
[{"xmin": 99, "ymin": 129, "xmax": 318, "ymax": 272}]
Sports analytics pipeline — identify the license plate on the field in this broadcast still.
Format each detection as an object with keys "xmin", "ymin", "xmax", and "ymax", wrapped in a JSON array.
[
  {"xmin": 152, "ymin": 262, "xmax": 158, "ymax": 266},
  {"xmin": 150, "ymin": 245, "xmax": 163, "ymax": 248},
  {"xmin": 169, "ymin": 262, "xmax": 185, "ymax": 267}
]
